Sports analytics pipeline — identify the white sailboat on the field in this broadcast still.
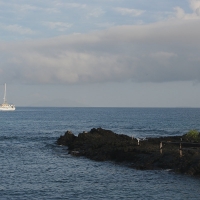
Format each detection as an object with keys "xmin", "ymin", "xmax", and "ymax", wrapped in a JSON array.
[{"xmin": 0, "ymin": 83, "xmax": 15, "ymax": 111}]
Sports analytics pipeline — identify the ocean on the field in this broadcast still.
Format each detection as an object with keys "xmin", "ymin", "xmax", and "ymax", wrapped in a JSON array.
[{"xmin": 0, "ymin": 107, "xmax": 200, "ymax": 199}]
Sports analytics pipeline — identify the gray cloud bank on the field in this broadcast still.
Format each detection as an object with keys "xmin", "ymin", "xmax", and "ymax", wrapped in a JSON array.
[{"xmin": 1, "ymin": 17, "xmax": 200, "ymax": 85}]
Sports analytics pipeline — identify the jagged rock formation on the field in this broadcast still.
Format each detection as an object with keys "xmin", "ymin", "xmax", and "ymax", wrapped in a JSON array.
[{"xmin": 57, "ymin": 128, "xmax": 200, "ymax": 176}]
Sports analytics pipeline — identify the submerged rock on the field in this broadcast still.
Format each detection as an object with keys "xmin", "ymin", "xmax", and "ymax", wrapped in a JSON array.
[{"xmin": 57, "ymin": 128, "xmax": 200, "ymax": 176}]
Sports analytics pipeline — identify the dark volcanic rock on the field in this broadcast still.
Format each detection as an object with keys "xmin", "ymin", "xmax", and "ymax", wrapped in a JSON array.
[
  {"xmin": 57, "ymin": 130, "xmax": 76, "ymax": 146},
  {"xmin": 57, "ymin": 128, "xmax": 200, "ymax": 176}
]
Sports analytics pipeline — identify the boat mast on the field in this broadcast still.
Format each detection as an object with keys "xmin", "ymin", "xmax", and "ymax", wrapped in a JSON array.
[{"xmin": 3, "ymin": 83, "xmax": 6, "ymax": 104}]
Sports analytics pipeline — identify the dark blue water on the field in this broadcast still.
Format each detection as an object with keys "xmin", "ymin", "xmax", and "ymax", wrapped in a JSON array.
[{"xmin": 0, "ymin": 107, "xmax": 200, "ymax": 199}]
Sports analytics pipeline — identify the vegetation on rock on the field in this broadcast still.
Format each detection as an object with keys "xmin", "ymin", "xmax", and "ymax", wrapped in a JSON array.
[{"xmin": 183, "ymin": 130, "xmax": 200, "ymax": 142}]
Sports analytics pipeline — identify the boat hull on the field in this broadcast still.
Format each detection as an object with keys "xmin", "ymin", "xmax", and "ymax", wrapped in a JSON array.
[
  {"xmin": 0, "ymin": 108, "xmax": 15, "ymax": 111},
  {"xmin": 0, "ymin": 105, "xmax": 15, "ymax": 111}
]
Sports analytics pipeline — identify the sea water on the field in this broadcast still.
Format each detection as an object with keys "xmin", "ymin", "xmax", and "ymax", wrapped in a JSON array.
[{"xmin": 0, "ymin": 107, "xmax": 200, "ymax": 199}]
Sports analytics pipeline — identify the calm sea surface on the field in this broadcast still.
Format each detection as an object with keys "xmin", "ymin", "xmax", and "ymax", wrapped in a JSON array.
[{"xmin": 0, "ymin": 107, "xmax": 200, "ymax": 199}]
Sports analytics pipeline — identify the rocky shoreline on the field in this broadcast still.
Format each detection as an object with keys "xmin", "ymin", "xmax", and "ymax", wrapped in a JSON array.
[{"xmin": 57, "ymin": 128, "xmax": 200, "ymax": 176}]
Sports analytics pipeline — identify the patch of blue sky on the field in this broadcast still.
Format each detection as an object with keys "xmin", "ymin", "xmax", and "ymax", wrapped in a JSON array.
[{"xmin": 0, "ymin": 0, "xmax": 191, "ymax": 41}]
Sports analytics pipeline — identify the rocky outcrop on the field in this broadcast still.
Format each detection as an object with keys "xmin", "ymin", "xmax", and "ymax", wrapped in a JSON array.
[{"xmin": 57, "ymin": 128, "xmax": 200, "ymax": 176}]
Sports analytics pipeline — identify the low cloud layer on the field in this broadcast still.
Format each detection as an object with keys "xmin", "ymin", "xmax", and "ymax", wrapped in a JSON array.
[{"xmin": 1, "ymin": 2, "xmax": 200, "ymax": 85}]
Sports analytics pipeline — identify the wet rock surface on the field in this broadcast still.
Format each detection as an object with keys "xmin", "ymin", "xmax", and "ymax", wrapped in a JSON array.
[{"xmin": 57, "ymin": 128, "xmax": 200, "ymax": 176}]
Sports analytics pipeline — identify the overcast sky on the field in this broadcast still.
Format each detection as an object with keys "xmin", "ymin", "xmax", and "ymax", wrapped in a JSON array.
[{"xmin": 0, "ymin": 0, "xmax": 200, "ymax": 107}]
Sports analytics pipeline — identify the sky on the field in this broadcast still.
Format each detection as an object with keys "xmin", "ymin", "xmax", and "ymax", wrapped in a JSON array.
[{"xmin": 0, "ymin": 0, "xmax": 200, "ymax": 107}]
